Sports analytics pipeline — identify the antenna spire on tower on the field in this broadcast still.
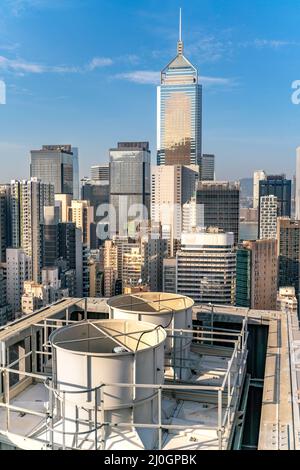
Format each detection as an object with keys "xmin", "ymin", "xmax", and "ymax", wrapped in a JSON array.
[
  {"xmin": 179, "ymin": 7, "xmax": 182, "ymax": 41},
  {"xmin": 177, "ymin": 8, "xmax": 184, "ymax": 54}
]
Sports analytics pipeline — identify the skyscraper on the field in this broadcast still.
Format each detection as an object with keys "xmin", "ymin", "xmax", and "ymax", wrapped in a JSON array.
[
  {"xmin": 196, "ymin": 181, "xmax": 240, "ymax": 245},
  {"xmin": 31, "ymin": 145, "xmax": 74, "ymax": 196},
  {"xmin": 72, "ymin": 147, "xmax": 80, "ymax": 200},
  {"xmin": 151, "ymin": 164, "xmax": 199, "ymax": 255},
  {"xmin": 109, "ymin": 142, "xmax": 151, "ymax": 235},
  {"xmin": 81, "ymin": 178, "xmax": 110, "ymax": 235},
  {"xmin": 200, "ymin": 154, "xmax": 215, "ymax": 181},
  {"xmin": 258, "ymin": 175, "xmax": 291, "ymax": 220},
  {"xmin": 10, "ymin": 178, "xmax": 54, "ymax": 283},
  {"xmin": 157, "ymin": 11, "xmax": 202, "ymax": 166}
]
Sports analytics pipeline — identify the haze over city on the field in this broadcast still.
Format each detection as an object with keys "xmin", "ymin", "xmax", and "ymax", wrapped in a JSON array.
[{"xmin": 0, "ymin": 0, "xmax": 299, "ymax": 181}]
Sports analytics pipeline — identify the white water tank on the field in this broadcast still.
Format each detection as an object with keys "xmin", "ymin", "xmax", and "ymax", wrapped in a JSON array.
[
  {"xmin": 107, "ymin": 293, "xmax": 194, "ymax": 380},
  {"xmin": 50, "ymin": 319, "xmax": 166, "ymax": 449}
]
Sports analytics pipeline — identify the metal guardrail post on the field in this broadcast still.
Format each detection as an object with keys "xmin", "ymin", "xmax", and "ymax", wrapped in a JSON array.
[
  {"xmin": 227, "ymin": 371, "xmax": 231, "ymax": 429},
  {"xmin": 94, "ymin": 388, "xmax": 98, "ymax": 450},
  {"xmin": 49, "ymin": 380, "xmax": 54, "ymax": 449},
  {"xmin": 158, "ymin": 387, "xmax": 162, "ymax": 450},
  {"xmin": 4, "ymin": 369, "xmax": 9, "ymax": 432},
  {"xmin": 62, "ymin": 391, "xmax": 66, "ymax": 450},
  {"xmin": 100, "ymin": 385, "xmax": 105, "ymax": 450},
  {"xmin": 218, "ymin": 388, "xmax": 223, "ymax": 450}
]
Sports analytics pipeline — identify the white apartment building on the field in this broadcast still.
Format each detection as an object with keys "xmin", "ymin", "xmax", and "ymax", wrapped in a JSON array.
[
  {"xmin": 253, "ymin": 170, "xmax": 266, "ymax": 209},
  {"xmin": 182, "ymin": 197, "xmax": 204, "ymax": 232},
  {"xmin": 259, "ymin": 195, "xmax": 278, "ymax": 239},
  {"xmin": 7, "ymin": 248, "xmax": 31, "ymax": 315},
  {"xmin": 176, "ymin": 229, "xmax": 236, "ymax": 305}
]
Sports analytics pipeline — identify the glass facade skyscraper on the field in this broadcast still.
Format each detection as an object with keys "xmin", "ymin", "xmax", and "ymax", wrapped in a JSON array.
[
  {"xmin": 109, "ymin": 142, "xmax": 151, "ymax": 235},
  {"xmin": 157, "ymin": 20, "xmax": 202, "ymax": 166},
  {"xmin": 196, "ymin": 181, "xmax": 240, "ymax": 245},
  {"xmin": 31, "ymin": 145, "xmax": 74, "ymax": 196},
  {"xmin": 258, "ymin": 175, "xmax": 291, "ymax": 237}
]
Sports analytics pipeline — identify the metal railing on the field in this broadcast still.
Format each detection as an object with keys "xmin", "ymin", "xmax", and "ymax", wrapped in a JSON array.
[{"xmin": 0, "ymin": 319, "xmax": 248, "ymax": 450}]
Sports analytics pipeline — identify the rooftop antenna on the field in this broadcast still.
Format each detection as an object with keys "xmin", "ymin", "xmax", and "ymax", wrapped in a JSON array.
[{"xmin": 177, "ymin": 8, "xmax": 184, "ymax": 55}]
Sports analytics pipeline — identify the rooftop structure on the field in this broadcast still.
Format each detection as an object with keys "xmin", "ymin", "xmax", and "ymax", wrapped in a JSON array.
[{"xmin": 0, "ymin": 295, "xmax": 299, "ymax": 450}]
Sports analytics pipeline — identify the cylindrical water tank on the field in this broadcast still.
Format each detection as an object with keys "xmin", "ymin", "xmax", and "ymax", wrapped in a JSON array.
[
  {"xmin": 49, "ymin": 319, "xmax": 166, "ymax": 448},
  {"xmin": 107, "ymin": 293, "xmax": 194, "ymax": 380}
]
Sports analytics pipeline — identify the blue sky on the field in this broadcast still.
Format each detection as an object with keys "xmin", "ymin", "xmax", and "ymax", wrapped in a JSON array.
[{"xmin": 0, "ymin": 0, "xmax": 299, "ymax": 181}]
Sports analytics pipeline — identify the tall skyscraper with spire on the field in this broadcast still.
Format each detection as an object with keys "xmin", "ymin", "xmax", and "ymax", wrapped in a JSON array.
[{"xmin": 157, "ymin": 9, "xmax": 202, "ymax": 166}]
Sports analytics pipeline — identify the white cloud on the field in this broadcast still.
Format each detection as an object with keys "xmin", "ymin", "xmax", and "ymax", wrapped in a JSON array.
[
  {"xmin": 200, "ymin": 76, "xmax": 234, "ymax": 86},
  {"xmin": 5, "ymin": 0, "xmax": 79, "ymax": 16},
  {"xmin": 87, "ymin": 57, "xmax": 114, "ymax": 70},
  {"xmin": 0, "ymin": 55, "xmax": 114, "ymax": 74},
  {"xmin": 115, "ymin": 71, "xmax": 160, "ymax": 85},
  {"xmin": 240, "ymin": 39, "xmax": 300, "ymax": 49}
]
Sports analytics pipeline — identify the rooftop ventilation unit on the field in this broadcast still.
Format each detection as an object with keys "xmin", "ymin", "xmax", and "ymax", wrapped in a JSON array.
[
  {"xmin": 107, "ymin": 292, "xmax": 194, "ymax": 380},
  {"xmin": 49, "ymin": 319, "xmax": 166, "ymax": 449}
]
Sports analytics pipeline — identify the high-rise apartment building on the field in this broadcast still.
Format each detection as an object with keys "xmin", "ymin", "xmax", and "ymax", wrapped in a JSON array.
[
  {"xmin": 6, "ymin": 248, "xmax": 31, "ymax": 315},
  {"xmin": 10, "ymin": 178, "xmax": 54, "ymax": 283},
  {"xmin": 69, "ymin": 200, "xmax": 94, "ymax": 249},
  {"xmin": 196, "ymin": 181, "xmax": 240, "ymax": 245},
  {"xmin": 236, "ymin": 239, "xmax": 278, "ymax": 310},
  {"xmin": 253, "ymin": 170, "xmax": 266, "ymax": 209},
  {"xmin": 277, "ymin": 218, "xmax": 300, "ymax": 305},
  {"xmin": 182, "ymin": 197, "xmax": 204, "ymax": 232},
  {"xmin": 259, "ymin": 195, "xmax": 278, "ymax": 240},
  {"xmin": 176, "ymin": 229, "xmax": 236, "ymax": 305},
  {"xmin": 0, "ymin": 190, "xmax": 7, "ymax": 263},
  {"xmin": 0, "ymin": 264, "xmax": 12, "ymax": 326},
  {"xmin": 122, "ymin": 247, "xmax": 145, "ymax": 290},
  {"xmin": 258, "ymin": 175, "xmax": 291, "ymax": 224},
  {"xmin": 55, "ymin": 194, "xmax": 72, "ymax": 223},
  {"xmin": 91, "ymin": 164, "xmax": 110, "ymax": 182},
  {"xmin": 142, "ymin": 237, "xmax": 168, "ymax": 292},
  {"xmin": 109, "ymin": 142, "xmax": 151, "ymax": 235},
  {"xmin": 30, "ymin": 145, "xmax": 74, "ymax": 196},
  {"xmin": 200, "ymin": 154, "xmax": 215, "ymax": 181},
  {"xmin": 157, "ymin": 14, "xmax": 202, "ymax": 166},
  {"xmin": 0, "ymin": 184, "xmax": 12, "ymax": 253},
  {"xmin": 41, "ymin": 206, "xmax": 60, "ymax": 268}
]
